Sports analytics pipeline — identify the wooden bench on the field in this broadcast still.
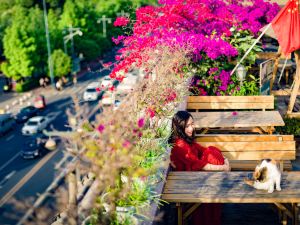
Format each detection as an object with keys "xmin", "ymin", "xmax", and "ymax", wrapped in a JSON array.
[
  {"xmin": 187, "ymin": 95, "xmax": 284, "ymax": 134},
  {"xmin": 162, "ymin": 171, "xmax": 300, "ymax": 225},
  {"xmin": 196, "ymin": 134, "xmax": 296, "ymax": 171},
  {"xmin": 163, "ymin": 129, "xmax": 298, "ymax": 225},
  {"xmin": 187, "ymin": 95, "xmax": 275, "ymax": 111}
]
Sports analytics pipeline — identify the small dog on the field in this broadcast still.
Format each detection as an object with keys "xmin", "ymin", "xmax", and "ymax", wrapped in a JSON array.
[{"xmin": 244, "ymin": 159, "xmax": 281, "ymax": 193}]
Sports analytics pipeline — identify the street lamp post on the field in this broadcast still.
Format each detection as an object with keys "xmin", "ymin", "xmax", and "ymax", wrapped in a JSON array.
[
  {"xmin": 42, "ymin": 0, "xmax": 54, "ymax": 88},
  {"xmin": 63, "ymin": 26, "xmax": 82, "ymax": 56},
  {"xmin": 63, "ymin": 27, "xmax": 83, "ymax": 84},
  {"xmin": 97, "ymin": 15, "xmax": 111, "ymax": 37}
]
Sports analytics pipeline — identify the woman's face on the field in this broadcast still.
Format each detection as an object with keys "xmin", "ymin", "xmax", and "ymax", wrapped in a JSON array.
[{"xmin": 185, "ymin": 117, "xmax": 194, "ymax": 137}]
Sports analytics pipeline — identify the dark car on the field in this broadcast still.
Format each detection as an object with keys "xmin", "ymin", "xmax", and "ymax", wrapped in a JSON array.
[
  {"xmin": 16, "ymin": 106, "xmax": 38, "ymax": 123},
  {"xmin": 20, "ymin": 134, "xmax": 48, "ymax": 159}
]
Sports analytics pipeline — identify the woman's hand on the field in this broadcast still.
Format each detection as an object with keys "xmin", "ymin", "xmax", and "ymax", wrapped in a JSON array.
[
  {"xmin": 223, "ymin": 158, "xmax": 231, "ymax": 171},
  {"xmin": 202, "ymin": 158, "xmax": 230, "ymax": 171}
]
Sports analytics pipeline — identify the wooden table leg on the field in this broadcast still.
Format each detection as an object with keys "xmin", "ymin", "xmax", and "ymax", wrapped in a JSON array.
[
  {"xmin": 293, "ymin": 203, "xmax": 299, "ymax": 225},
  {"xmin": 176, "ymin": 203, "xmax": 183, "ymax": 225}
]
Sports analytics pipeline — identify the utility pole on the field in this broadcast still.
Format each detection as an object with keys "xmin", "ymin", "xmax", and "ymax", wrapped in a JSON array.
[
  {"xmin": 62, "ymin": 27, "xmax": 82, "ymax": 83},
  {"xmin": 117, "ymin": 10, "xmax": 130, "ymax": 18},
  {"xmin": 97, "ymin": 15, "xmax": 112, "ymax": 38},
  {"xmin": 42, "ymin": 0, "xmax": 54, "ymax": 88}
]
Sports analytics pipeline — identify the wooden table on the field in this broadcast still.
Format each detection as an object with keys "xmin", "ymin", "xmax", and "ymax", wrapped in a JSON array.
[
  {"xmin": 162, "ymin": 171, "xmax": 300, "ymax": 225},
  {"xmin": 191, "ymin": 111, "xmax": 285, "ymax": 134}
]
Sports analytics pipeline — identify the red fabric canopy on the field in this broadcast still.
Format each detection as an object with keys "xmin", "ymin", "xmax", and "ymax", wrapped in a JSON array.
[{"xmin": 271, "ymin": 0, "xmax": 300, "ymax": 55}]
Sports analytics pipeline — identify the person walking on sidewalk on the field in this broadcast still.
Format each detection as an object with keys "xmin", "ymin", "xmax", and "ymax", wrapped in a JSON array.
[
  {"xmin": 55, "ymin": 79, "xmax": 63, "ymax": 91},
  {"xmin": 39, "ymin": 77, "xmax": 45, "ymax": 88}
]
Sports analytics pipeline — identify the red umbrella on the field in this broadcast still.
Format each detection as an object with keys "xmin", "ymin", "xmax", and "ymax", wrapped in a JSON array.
[{"xmin": 271, "ymin": 0, "xmax": 300, "ymax": 56}]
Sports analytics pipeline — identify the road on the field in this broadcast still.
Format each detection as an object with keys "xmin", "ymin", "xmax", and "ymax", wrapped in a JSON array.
[{"xmin": 0, "ymin": 70, "xmax": 108, "ymax": 224}]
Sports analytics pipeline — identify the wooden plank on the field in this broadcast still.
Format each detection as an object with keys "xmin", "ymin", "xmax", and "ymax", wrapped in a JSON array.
[
  {"xmin": 287, "ymin": 112, "xmax": 300, "ymax": 118},
  {"xmin": 191, "ymin": 111, "xmax": 284, "ymax": 128},
  {"xmin": 221, "ymin": 151, "xmax": 295, "ymax": 160},
  {"xmin": 161, "ymin": 194, "xmax": 300, "ymax": 204},
  {"xmin": 196, "ymin": 134, "xmax": 294, "ymax": 142},
  {"xmin": 187, "ymin": 96, "xmax": 274, "ymax": 103},
  {"xmin": 272, "ymin": 89, "xmax": 300, "ymax": 96},
  {"xmin": 162, "ymin": 172, "xmax": 300, "ymax": 203},
  {"xmin": 229, "ymin": 160, "xmax": 292, "ymax": 171},
  {"xmin": 187, "ymin": 102, "xmax": 274, "ymax": 110},
  {"xmin": 198, "ymin": 141, "xmax": 295, "ymax": 151}
]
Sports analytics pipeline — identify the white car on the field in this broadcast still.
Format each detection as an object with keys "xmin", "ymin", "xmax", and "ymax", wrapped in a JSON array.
[
  {"xmin": 102, "ymin": 92, "xmax": 115, "ymax": 106},
  {"xmin": 83, "ymin": 82, "xmax": 102, "ymax": 101},
  {"xmin": 101, "ymin": 76, "xmax": 114, "ymax": 89},
  {"xmin": 22, "ymin": 116, "xmax": 53, "ymax": 135}
]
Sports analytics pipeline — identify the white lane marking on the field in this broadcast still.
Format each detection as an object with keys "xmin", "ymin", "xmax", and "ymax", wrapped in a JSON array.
[
  {"xmin": 5, "ymin": 134, "xmax": 14, "ymax": 141},
  {"xmin": 0, "ymin": 170, "xmax": 16, "ymax": 188},
  {"xmin": 0, "ymin": 153, "xmax": 20, "ymax": 172}
]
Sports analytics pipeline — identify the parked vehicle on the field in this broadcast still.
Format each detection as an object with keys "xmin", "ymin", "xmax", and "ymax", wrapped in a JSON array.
[
  {"xmin": 0, "ymin": 114, "xmax": 15, "ymax": 136},
  {"xmin": 15, "ymin": 106, "xmax": 38, "ymax": 123},
  {"xmin": 101, "ymin": 76, "xmax": 114, "ymax": 89},
  {"xmin": 83, "ymin": 82, "xmax": 102, "ymax": 101},
  {"xmin": 34, "ymin": 95, "xmax": 46, "ymax": 109},
  {"xmin": 22, "ymin": 115, "xmax": 55, "ymax": 135},
  {"xmin": 102, "ymin": 92, "xmax": 115, "ymax": 106},
  {"xmin": 20, "ymin": 134, "xmax": 48, "ymax": 159}
]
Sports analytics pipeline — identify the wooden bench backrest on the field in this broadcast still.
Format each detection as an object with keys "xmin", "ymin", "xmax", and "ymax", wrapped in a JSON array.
[
  {"xmin": 195, "ymin": 134, "xmax": 296, "ymax": 161},
  {"xmin": 187, "ymin": 96, "xmax": 274, "ymax": 110}
]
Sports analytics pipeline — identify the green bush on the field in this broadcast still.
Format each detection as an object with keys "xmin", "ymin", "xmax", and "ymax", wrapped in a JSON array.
[
  {"xmin": 15, "ymin": 79, "xmax": 39, "ymax": 93},
  {"xmin": 276, "ymin": 117, "xmax": 300, "ymax": 136}
]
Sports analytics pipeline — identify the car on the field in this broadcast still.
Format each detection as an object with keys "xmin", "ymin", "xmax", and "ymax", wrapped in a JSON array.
[
  {"xmin": 20, "ymin": 134, "xmax": 48, "ymax": 159},
  {"xmin": 22, "ymin": 116, "xmax": 53, "ymax": 135},
  {"xmin": 15, "ymin": 106, "xmax": 38, "ymax": 123},
  {"xmin": 102, "ymin": 92, "xmax": 115, "ymax": 106},
  {"xmin": 0, "ymin": 114, "xmax": 15, "ymax": 136},
  {"xmin": 83, "ymin": 82, "xmax": 102, "ymax": 101},
  {"xmin": 101, "ymin": 76, "xmax": 114, "ymax": 89}
]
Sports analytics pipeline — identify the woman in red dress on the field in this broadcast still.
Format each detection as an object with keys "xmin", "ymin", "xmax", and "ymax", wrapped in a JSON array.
[{"xmin": 169, "ymin": 111, "xmax": 230, "ymax": 225}]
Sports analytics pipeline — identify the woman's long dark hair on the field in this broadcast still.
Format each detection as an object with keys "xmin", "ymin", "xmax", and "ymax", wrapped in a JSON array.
[{"xmin": 169, "ymin": 111, "xmax": 195, "ymax": 144}]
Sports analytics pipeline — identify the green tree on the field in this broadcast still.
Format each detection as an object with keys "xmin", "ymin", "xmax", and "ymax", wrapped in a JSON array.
[
  {"xmin": 2, "ymin": 6, "xmax": 46, "ymax": 81},
  {"xmin": 0, "ymin": 0, "xmax": 16, "ymax": 55},
  {"xmin": 51, "ymin": 49, "xmax": 71, "ymax": 78}
]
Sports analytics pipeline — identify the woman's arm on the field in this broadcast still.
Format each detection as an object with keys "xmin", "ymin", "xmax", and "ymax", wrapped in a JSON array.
[{"xmin": 202, "ymin": 158, "xmax": 231, "ymax": 171}]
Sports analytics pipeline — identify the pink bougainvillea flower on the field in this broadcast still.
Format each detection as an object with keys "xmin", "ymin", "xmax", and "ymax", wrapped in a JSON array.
[
  {"xmin": 96, "ymin": 87, "xmax": 101, "ymax": 92},
  {"xmin": 138, "ymin": 132, "xmax": 143, "ymax": 138},
  {"xmin": 165, "ymin": 89, "xmax": 177, "ymax": 103},
  {"xmin": 122, "ymin": 140, "xmax": 131, "ymax": 148},
  {"xmin": 138, "ymin": 118, "xmax": 145, "ymax": 128},
  {"xmin": 113, "ymin": 17, "xmax": 130, "ymax": 27},
  {"xmin": 97, "ymin": 124, "xmax": 105, "ymax": 133},
  {"xmin": 146, "ymin": 108, "xmax": 156, "ymax": 118},
  {"xmin": 232, "ymin": 111, "xmax": 238, "ymax": 116},
  {"xmin": 112, "ymin": 35, "xmax": 126, "ymax": 45},
  {"xmin": 109, "ymin": 86, "xmax": 115, "ymax": 92},
  {"xmin": 116, "ymin": 75, "xmax": 125, "ymax": 82},
  {"xmin": 103, "ymin": 62, "xmax": 113, "ymax": 68}
]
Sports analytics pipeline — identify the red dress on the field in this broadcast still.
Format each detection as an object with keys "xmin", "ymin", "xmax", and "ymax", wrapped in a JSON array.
[{"xmin": 170, "ymin": 138, "xmax": 223, "ymax": 225}]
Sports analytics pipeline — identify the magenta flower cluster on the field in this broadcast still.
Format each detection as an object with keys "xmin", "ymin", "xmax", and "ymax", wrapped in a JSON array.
[{"xmin": 110, "ymin": 0, "xmax": 279, "ymax": 94}]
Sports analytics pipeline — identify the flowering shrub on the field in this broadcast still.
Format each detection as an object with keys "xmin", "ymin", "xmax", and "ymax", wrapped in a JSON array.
[
  {"xmin": 64, "ymin": 46, "xmax": 192, "ymax": 224},
  {"xmin": 111, "ymin": 0, "xmax": 279, "ymax": 96}
]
